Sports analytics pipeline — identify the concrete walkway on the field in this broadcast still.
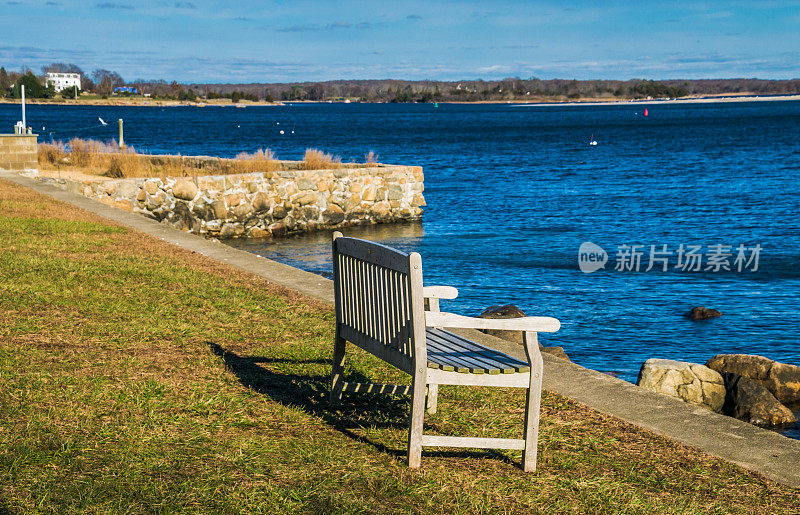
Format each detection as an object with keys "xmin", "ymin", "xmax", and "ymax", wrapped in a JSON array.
[{"xmin": 3, "ymin": 170, "xmax": 799, "ymax": 489}]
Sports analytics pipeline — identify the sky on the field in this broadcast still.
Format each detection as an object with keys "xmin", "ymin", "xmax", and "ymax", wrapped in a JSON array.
[{"xmin": 1, "ymin": 1, "xmax": 799, "ymax": 83}]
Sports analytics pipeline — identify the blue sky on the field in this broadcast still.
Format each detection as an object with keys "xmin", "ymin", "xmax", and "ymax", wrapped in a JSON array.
[{"xmin": 1, "ymin": 1, "xmax": 799, "ymax": 83}]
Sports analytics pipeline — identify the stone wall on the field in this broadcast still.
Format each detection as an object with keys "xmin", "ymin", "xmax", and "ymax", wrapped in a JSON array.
[
  {"xmin": 0, "ymin": 135, "xmax": 38, "ymax": 172},
  {"xmin": 39, "ymin": 165, "xmax": 425, "ymax": 238}
]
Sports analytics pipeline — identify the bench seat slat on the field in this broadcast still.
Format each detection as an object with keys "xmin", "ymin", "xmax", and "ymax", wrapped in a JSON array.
[
  {"xmin": 426, "ymin": 332, "xmax": 520, "ymax": 374},
  {"xmin": 426, "ymin": 338, "xmax": 500, "ymax": 374},
  {"xmin": 426, "ymin": 340, "xmax": 486, "ymax": 373},
  {"xmin": 428, "ymin": 329, "xmax": 530, "ymax": 370},
  {"xmin": 426, "ymin": 328, "xmax": 530, "ymax": 374}
]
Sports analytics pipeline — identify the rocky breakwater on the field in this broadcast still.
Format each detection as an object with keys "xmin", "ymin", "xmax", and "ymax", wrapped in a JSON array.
[
  {"xmin": 73, "ymin": 166, "xmax": 425, "ymax": 238},
  {"xmin": 638, "ymin": 354, "xmax": 799, "ymax": 429}
]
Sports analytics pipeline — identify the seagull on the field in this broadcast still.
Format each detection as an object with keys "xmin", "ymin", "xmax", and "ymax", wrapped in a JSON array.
[{"xmin": 98, "ymin": 117, "xmax": 108, "ymax": 126}]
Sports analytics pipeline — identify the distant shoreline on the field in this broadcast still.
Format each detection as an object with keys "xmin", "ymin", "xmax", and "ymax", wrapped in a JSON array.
[
  {"xmin": 511, "ymin": 94, "xmax": 800, "ymax": 107},
  {"xmin": 1, "ymin": 94, "xmax": 799, "ymax": 108}
]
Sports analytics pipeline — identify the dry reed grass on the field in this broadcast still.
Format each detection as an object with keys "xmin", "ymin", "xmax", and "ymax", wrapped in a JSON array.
[
  {"xmin": 364, "ymin": 150, "xmax": 379, "ymax": 164},
  {"xmin": 38, "ymin": 139, "xmax": 353, "ymax": 178},
  {"xmin": 302, "ymin": 148, "xmax": 341, "ymax": 170},
  {"xmin": 228, "ymin": 148, "xmax": 281, "ymax": 173}
]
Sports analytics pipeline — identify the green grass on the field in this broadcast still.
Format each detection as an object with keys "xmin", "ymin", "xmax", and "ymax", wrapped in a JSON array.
[{"xmin": 1, "ymin": 178, "xmax": 799, "ymax": 513}]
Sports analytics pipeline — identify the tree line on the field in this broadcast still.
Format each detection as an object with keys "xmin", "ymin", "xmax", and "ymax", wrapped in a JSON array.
[{"xmin": 3, "ymin": 62, "xmax": 800, "ymax": 102}]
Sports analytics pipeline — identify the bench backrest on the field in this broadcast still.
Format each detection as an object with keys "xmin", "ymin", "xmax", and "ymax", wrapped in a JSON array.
[{"xmin": 332, "ymin": 232, "xmax": 427, "ymax": 375}]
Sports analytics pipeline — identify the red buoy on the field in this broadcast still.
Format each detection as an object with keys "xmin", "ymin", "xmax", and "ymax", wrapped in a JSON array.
[{"xmin": 644, "ymin": 108, "xmax": 649, "ymax": 117}]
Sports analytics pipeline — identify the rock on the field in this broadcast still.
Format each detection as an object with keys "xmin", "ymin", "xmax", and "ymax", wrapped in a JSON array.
[
  {"xmin": 136, "ymin": 189, "xmax": 146, "ymax": 202},
  {"xmin": 298, "ymin": 192, "xmax": 317, "ymax": 206},
  {"xmin": 637, "ymin": 359, "xmax": 726, "ymax": 412},
  {"xmin": 268, "ymin": 222, "xmax": 287, "ymax": 237},
  {"xmin": 687, "ymin": 306, "xmax": 722, "ymax": 320},
  {"xmin": 166, "ymin": 201, "xmax": 198, "ymax": 231},
  {"xmin": 343, "ymin": 194, "xmax": 361, "ymax": 212},
  {"xmin": 252, "ymin": 192, "xmax": 271, "ymax": 212},
  {"xmin": 211, "ymin": 200, "xmax": 227, "ymax": 219},
  {"xmin": 387, "ymin": 184, "xmax": 404, "ymax": 200},
  {"xmin": 250, "ymin": 227, "xmax": 270, "ymax": 238},
  {"xmin": 541, "ymin": 346, "xmax": 570, "ymax": 361},
  {"xmin": 172, "ymin": 179, "xmax": 198, "ymax": 201},
  {"xmin": 764, "ymin": 362, "xmax": 800, "ymax": 405},
  {"xmin": 369, "ymin": 202, "xmax": 390, "ymax": 220},
  {"xmin": 272, "ymin": 204, "xmax": 288, "ymax": 219},
  {"xmin": 191, "ymin": 201, "xmax": 211, "ymax": 220},
  {"xmin": 232, "ymin": 203, "xmax": 253, "ymax": 220},
  {"xmin": 224, "ymin": 193, "xmax": 242, "ymax": 207},
  {"xmin": 721, "ymin": 373, "xmax": 798, "ymax": 427},
  {"xmin": 219, "ymin": 222, "xmax": 244, "ymax": 239},
  {"xmin": 707, "ymin": 354, "xmax": 773, "ymax": 381},
  {"xmin": 143, "ymin": 181, "xmax": 160, "ymax": 195},
  {"xmin": 297, "ymin": 178, "xmax": 317, "ymax": 191},
  {"xmin": 322, "ymin": 205, "xmax": 345, "ymax": 224},
  {"xmin": 116, "ymin": 181, "xmax": 139, "ymax": 199},
  {"xmin": 102, "ymin": 181, "xmax": 116, "ymax": 195},
  {"xmin": 145, "ymin": 191, "xmax": 167, "ymax": 211},
  {"xmin": 412, "ymin": 194, "xmax": 426, "ymax": 207},
  {"xmin": 361, "ymin": 187, "xmax": 376, "ymax": 202},
  {"xmin": 478, "ymin": 305, "xmax": 527, "ymax": 344}
]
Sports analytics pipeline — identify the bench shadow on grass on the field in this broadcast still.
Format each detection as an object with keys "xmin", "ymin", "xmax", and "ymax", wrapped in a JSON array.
[{"xmin": 208, "ymin": 342, "xmax": 513, "ymax": 466}]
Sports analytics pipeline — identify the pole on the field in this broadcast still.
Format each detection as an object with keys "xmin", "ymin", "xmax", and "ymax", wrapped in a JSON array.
[
  {"xmin": 118, "ymin": 119, "xmax": 124, "ymax": 149},
  {"xmin": 21, "ymin": 84, "xmax": 26, "ymax": 130}
]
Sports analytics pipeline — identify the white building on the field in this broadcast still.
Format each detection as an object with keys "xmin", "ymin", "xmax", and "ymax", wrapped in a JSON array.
[{"xmin": 45, "ymin": 72, "xmax": 81, "ymax": 92}]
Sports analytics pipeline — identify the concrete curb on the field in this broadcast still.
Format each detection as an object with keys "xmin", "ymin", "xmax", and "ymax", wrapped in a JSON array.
[{"xmin": 3, "ymin": 170, "xmax": 799, "ymax": 489}]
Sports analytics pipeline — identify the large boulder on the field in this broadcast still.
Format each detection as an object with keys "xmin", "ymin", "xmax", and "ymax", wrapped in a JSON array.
[
  {"xmin": 172, "ymin": 179, "xmax": 198, "ymax": 201},
  {"xmin": 477, "ymin": 305, "xmax": 570, "ymax": 360},
  {"xmin": 687, "ymin": 307, "xmax": 722, "ymax": 320},
  {"xmin": 764, "ymin": 362, "xmax": 800, "ymax": 405},
  {"xmin": 720, "ymin": 373, "xmax": 798, "ymax": 427},
  {"xmin": 707, "ymin": 354, "xmax": 800, "ymax": 405},
  {"xmin": 637, "ymin": 359, "xmax": 726, "ymax": 412},
  {"xmin": 478, "ymin": 305, "xmax": 527, "ymax": 344},
  {"xmin": 707, "ymin": 354, "xmax": 772, "ymax": 380}
]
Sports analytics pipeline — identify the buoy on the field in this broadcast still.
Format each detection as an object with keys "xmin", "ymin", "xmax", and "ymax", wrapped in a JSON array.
[
  {"xmin": 279, "ymin": 130, "xmax": 284, "ymax": 134},
  {"xmin": 644, "ymin": 108, "xmax": 649, "ymax": 117}
]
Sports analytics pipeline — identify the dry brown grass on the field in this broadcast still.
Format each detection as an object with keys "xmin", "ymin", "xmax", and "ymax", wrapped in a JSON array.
[
  {"xmin": 37, "ymin": 141, "xmax": 68, "ymax": 165},
  {"xmin": 227, "ymin": 148, "xmax": 281, "ymax": 174},
  {"xmin": 365, "ymin": 150, "xmax": 379, "ymax": 164},
  {"xmin": 2, "ymin": 178, "xmax": 800, "ymax": 513},
  {"xmin": 38, "ymin": 139, "xmax": 359, "ymax": 178},
  {"xmin": 302, "ymin": 148, "xmax": 341, "ymax": 170}
]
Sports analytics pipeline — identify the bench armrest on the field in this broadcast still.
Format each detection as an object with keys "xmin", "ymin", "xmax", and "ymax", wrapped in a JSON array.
[
  {"xmin": 423, "ymin": 286, "xmax": 459, "ymax": 300},
  {"xmin": 425, "ymin": 311, "xmax": 561, "ymax": 333}
]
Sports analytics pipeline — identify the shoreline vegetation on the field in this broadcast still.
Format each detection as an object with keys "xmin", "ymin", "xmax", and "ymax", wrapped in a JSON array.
[
  {"xmin": 36, "ymin": 138, "xmax": 377, "ymax": 178},
  {"xmin": 2, "ymin": 93, "xmax": 800, "ymax": 108},
  {"xmin": 2, "ymin": 178, "xmax": 800, "ymax": 511},
  {"xmin": 2, "ymin": 64, "xmax": 800, "ymax": 107}
]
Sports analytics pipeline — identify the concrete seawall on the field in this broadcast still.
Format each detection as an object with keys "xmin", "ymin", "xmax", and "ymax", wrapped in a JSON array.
[
  {"xmin": 0, "ymin": 134, "xmax": 38, "ymax": 172},
  {"xmin": 36, "ymin": 164, "xmax": 425, "ymax": 238}
]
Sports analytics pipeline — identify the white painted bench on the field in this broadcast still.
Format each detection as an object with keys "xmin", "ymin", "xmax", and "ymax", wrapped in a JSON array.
[{"xmin": 330, "ymin": 232, "xmax": 561, "ymax": 471}]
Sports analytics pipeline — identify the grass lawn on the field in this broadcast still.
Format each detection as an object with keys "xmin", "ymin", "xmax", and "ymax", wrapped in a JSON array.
[{"xmin": 1, "ymin": 178, "xmax": 798, "ymax": 513}]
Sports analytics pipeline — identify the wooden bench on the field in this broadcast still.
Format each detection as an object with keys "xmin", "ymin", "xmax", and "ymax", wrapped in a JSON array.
[{"xmin": 330, "ymin": 232, "xmax": 561, "ymax": 471}]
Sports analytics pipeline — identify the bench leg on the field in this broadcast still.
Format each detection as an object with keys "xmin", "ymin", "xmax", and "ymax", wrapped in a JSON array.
[
  {"xmin": 426, "ymin": 384, "xmax": 438, "ymax": 415},
  {"xmin": 330, "ymin": 332, "xmax": 346, "ymax": 408},
  {"xmin": 522, "ymin": 331, "xmax": 544, "ymax": 473},
  {"xmin": 407, "ymin": 373, "xmax": 427, "ymax": 468}
]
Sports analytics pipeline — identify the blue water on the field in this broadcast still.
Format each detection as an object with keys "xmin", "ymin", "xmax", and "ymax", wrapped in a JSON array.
[{"xmin": 3, "ymin": 102, "xmax": 799, "ymax": 432}]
